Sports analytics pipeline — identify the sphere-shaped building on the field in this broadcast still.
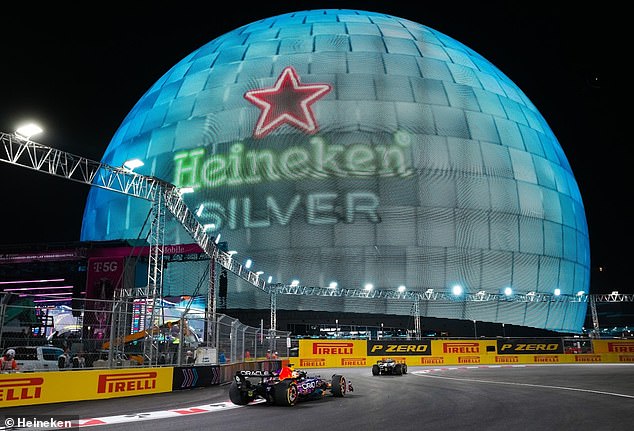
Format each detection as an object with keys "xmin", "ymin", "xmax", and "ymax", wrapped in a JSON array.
[{"xmin": 81, "ymin": 9, "xmax": 590, "ymax": 333}]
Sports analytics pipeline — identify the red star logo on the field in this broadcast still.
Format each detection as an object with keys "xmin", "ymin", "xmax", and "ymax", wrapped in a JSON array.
[{"xmin": 244, "ymin": 66, "xmax": 332, "ymax": 139}]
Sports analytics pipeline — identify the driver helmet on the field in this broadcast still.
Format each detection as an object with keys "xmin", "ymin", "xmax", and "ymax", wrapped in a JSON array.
[{"xmin": 5, "ymin": 349, "xmax": 15, "ymax": 358}]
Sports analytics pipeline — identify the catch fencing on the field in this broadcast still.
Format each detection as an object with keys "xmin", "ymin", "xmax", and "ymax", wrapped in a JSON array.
[{"xmin": 0, "ymin": 294, "xmax": 290, "ymax": 370}]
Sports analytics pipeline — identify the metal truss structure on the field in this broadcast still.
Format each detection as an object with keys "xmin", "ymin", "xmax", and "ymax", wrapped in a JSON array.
[
  {"xmin": 0, "ymin": 132, "xmax": 264, "ymax": 363},
  {"xmin": 1, "ymin": 131, "xmax": 632, "ymax": 346}
]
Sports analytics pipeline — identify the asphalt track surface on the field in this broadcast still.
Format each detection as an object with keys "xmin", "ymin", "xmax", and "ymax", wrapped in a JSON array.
[{"xmin": 2, "ymin": 364, "xmax": 633, "ymax": 431}]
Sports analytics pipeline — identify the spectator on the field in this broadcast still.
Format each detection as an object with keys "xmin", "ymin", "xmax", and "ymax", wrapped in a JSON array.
[
  {"xmin": 1, "ymin": 349, "xmax": 18, "ymax": 372},
  {"xmin": 245, "ymin": 350, "xmax": 251, "ymax": 361},
  {"xmin": 72, "ymin": 351, "xmax": 86, "ymax": 368},
  {"xmin": 58, "ymin": 348, "xmax": 72, "ymax": 369},
  {"xmin": 170, "ymin": 323, "xmax": 180, "ymax": 341},
  {"xmin": 185, "ymin": 350, "xmax": 195, "ymax": 364}
]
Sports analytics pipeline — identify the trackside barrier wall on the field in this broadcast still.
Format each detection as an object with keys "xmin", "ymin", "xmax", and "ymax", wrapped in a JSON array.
[
  {"xmin": 0, "ymin": 360, "xmax": 283, "ymax": 408},
  {"xmin": 296, "ymin": 339, "xmax": 634, "ymax": 368},
  {"xmin": 0, "ymin": 367, "xmax": 173, "ymax": 408},
  {"xmin": 3, "ymin": 339, "xmax": 633, "ymax": 408}
]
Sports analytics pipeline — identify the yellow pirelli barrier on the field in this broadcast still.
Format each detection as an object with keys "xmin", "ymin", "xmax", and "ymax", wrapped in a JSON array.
[
  {"xmin": 590, "ymin": 339, "xmax": 634, "ymax": 363},
  {"xmin": 297, "ymin": 340, "xmax": 368, "ymax": 368},
  {"xmin": 297, "ymin": 339, "xmax": 634, "ymax": 369},
  {"xmin": 0, "ymin": 367, "xmax": 173, "ymax": 408}
]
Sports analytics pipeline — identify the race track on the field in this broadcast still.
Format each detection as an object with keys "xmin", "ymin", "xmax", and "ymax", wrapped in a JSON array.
[{"xmin": 2, "ymin": 364, "xmax": 633, "ymax": 430}]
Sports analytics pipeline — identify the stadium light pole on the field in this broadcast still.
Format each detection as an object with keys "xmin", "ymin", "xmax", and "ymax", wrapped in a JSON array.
[
  {"xmin": 473, "ymin": 320, "xmax": 478, "ymax": 339},
  {"xmin": 15, "ymin": 123, "xmax": 43, "ymax": 140},
  {"xmin": 123, "ymin": 158, "xmax": 144, "ymax": 171}
]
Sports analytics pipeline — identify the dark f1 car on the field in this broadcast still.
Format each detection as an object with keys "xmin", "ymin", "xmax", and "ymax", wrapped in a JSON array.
[
  {"xmin": 229, "ymin": 366, "xmax": 353, "ymax": 406},
  {"xmin": 371, "ymin": 358, "xmax": 408, "ymax": 375}
]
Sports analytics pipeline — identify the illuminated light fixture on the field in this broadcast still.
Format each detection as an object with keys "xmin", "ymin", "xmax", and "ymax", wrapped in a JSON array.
[
  {"xmin": 19, "ymin": 292, "xmax": 72, "ymax": 298},
  {"xmin": 214, "ymin": 234, "xmax": 221, "ymax": 244},
  {"xmin": 245, "ymin": 259, "xmax": 252, "ymax": 269},
  {"xmin": 227, "ymin": 250, "xmax": 237, "ymax": 257},
  {"xmin": 15, "ymin": 123, "xmax": 43, "ymax": 140},
  {"xmin": 290, "ymin": 280, "xmax": 300, "ymax": 287},
  {"xmin": 196, "ymin": 204, "xmax": 204, "ymax": 217},
  {"xmin": 255, "ymin": 271, "xmax": 264, "ymax": 276},
  {"xmin": 267, "ymin": 276, "xmax": 273, "ymax": 284},
  {"xmin": 5, "ymin": 285, "xmax": 74, "ymax": 292},
  {"xmin": 425, "ymin": 288, "xmax": 434, "ymax": 294},
  {"xmin": 477, "ymin": 290, "xmax": 486, "ymax": 296},
  {"xmin": 576, "ymin": 290, "xmax": 585, "ymax": 296},
  {"xmin": 526, "ymin": 291, "xmax": 536, "ymax": 296},
  {"xmin": 554, "ymin": 288, "xmax": 561, "ymax": 296},
  {"xmin": 123, "ymin": 158, "xmax": 144, "ymax": 171},
  {"xmin": 364, "ymin": 283, "xmax": 373, "ymax": 291},
  {"xmin": 178, "ymin": 187, "xmax": 194, "ymax": 195},
  {"xmin": 452, "ymin": 284, "xmax": 463, "ymax": 296},
  {"xmin": 504, "ymin": 287, "xmax": 513, "ymax": 296},
  {"xmin": 203, "ymin": 223, "xmax": 216, "ymax": 231},
  {"xmin": 329, "ymin": 282, "xmax": 338, "ymax": 289},
  {"xmin": 0, "ymin": 278, "xmax": 65, "ymax": 285},
  {"xmin": 33, "ymin": 298, "xmax": 71, "ymax": 303},
  {"xmin": 397, "ymin": 285, "xmax": 406, "ymax": 293},
  {"xmin": 611, "ymin": 291, "xmax": 619, "ymax": 295}
]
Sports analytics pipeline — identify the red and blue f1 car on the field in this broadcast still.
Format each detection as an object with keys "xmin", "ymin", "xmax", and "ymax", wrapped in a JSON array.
[{"xmin": 229, "ymin": 366, "xmax": 353, "ymax": 406}]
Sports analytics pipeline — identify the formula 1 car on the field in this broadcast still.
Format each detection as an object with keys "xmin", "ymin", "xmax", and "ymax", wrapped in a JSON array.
[
  {"xmin": 229, "ymin": 366, "xmax": 353, "ymax": 406},
  {"xmin": 371, "ymin": 358, "xmax": 408, "ymax": 375}
]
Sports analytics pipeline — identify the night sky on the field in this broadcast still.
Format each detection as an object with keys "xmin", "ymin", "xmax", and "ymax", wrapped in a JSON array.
[{"xmin": 0, "ymin": 2, "xmax": 625, "ymax": 295}]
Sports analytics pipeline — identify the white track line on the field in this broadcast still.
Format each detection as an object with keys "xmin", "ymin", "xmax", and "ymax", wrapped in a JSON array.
[
  {"xmin": 412, "ymin": 370, "xmax": 634, "ymax": 399},
  {"xmin": 75, "ymin": 399, "xmax": 266, "ymax": 428}
]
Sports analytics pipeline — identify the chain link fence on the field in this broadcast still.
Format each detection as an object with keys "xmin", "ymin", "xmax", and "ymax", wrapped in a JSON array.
[{"xmin": 0, "ymin": 293, "xmax": 290, "ymax": 371}]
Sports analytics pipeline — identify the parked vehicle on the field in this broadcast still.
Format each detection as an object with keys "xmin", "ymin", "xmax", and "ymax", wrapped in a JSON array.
[{"xmin": 3, "ymin": 345, "xmax": 65, "ymax": 372}]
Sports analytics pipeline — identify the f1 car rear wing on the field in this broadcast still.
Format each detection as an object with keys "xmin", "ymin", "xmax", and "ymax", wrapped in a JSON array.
[{"xmin": 235, "ymin": 370, "xmax": 277, "ymax": 381}]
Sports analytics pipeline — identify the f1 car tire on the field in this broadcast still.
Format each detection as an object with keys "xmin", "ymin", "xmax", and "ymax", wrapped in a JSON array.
[
  {"xmin": 229, "ymin": 382, "xmax": 253, "ymax": 405},
  {"xmin": 394, "ymin": 364, "xmax": 403, "ymax": 375},
  {"xmin": 372, "ymin": 364, "xmax": 380, "ymax": 376},
  {"xmin": 273, "ymin": 379, "xmax": 298, "ymax": 406},
  {"xmin": 402, "ymin": 364, "xmax": 408, "ymax": 374},
  {"xmin": 331, "ymin": 374, "xmax": 347, "ymax": 397}
]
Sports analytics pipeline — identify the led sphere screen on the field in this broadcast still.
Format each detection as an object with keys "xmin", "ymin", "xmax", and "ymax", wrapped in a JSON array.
[{"xmin": 81, "ymin": 9, "xmax": 590, "ymax": 333}]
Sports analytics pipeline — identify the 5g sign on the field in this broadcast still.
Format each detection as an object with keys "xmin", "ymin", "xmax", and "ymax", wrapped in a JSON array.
[
  {"xmin": 86, "ymin": 256, "xmax": 125, "ymax": 301},
  {"xmin": 92, "ymin": 260, "xmax": 119, "ymax": 273}
]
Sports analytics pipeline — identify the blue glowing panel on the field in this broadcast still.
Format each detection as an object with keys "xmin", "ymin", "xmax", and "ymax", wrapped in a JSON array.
[{"xmin": 81, "ymin": 9, "xmax": 590, "ymax": 333}]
